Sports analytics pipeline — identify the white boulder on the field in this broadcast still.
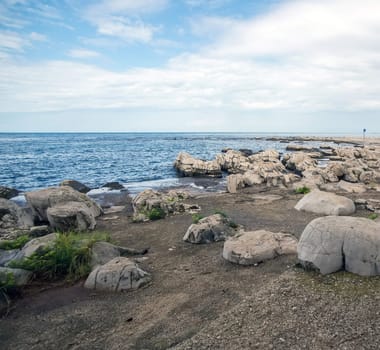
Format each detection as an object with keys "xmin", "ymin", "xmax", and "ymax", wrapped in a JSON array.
[
  {"xmin": 298, "ymin": 216, "xmax": 380, "ymax": 276},
  {"xmin": 295, "ymin": 190, "xmax": 355, "ymax": 216},
  {"xmin": 223, "ymin": 230, "xmax": 298, "ymax": 265}
]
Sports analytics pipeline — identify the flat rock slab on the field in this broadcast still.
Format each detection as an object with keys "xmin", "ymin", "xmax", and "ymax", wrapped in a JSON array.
[
  {"xmin": 295, "ymin": 189, "xmax": 355, "ymax": 216},
  {"xmin": 223, "ymin": 230, "xmax": 298, "ymax": 265},
  {"xmin": 298, "ymin": 216, "xmax": 380, "ymax": 276},
  {"xmin": 84, "ymin": 257, "xmax": 151, "ymax": 292}
]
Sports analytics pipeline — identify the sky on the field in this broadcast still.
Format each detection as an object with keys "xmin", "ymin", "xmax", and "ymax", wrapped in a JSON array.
[{"xmin": 0, "ymin": 0, "xmax": 380, "ymax": 133}]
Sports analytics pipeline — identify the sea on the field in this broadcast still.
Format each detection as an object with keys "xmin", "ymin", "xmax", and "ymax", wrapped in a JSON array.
[{"xmin": 0, "ymin": 132, "xmax": 365, "ymax": 196}]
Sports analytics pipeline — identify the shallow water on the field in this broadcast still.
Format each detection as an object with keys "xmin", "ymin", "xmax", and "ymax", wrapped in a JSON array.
[{"xmin": 0, "ymin": 132, "xmax": 345, "ymax": 194}]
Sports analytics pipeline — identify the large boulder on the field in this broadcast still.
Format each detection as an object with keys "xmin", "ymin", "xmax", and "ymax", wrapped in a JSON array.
[
  {"xmin": 223, "ymin": 230, "xmax": 298, "ymax": 265},
  {"xmin": 84, "ymin": 257, "xmax": 151, "ymax": 292},
  {"xmin": 132, "ymin": 189, "xmax": 198, "ymax": 221},
  {"xmin": 25, "ymin": 186, "xmax": 102, "ymax": 222},
  {"xmin": 183, "ymin": 214, "xmax": 237, "ymax": 244},
  {"xmin": 298, "ymin": 216, "xmax": 380, "ymax": 276},
  {"xmin": 294, "ymin": 190, "xmax": 355, "ymax": 216},
  {"xmin": 174, "ymin": 152, "xmax": 222, "ymax": 177},
  {"xmin": 47, "ymin": 202, "xmax": 96, "ymax": 231},
  {"xmin": 0, "ymin": 186, "xmax": 19, "ymax": 200},
  {"xmin": 59, "ymin": 179, "xmax": 90, "ymax": 194}
]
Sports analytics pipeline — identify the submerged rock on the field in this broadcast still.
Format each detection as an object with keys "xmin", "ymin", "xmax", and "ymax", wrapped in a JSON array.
[
  {"xmin": 84, "ymin": 257, "xmax": 151, "ymax": 292},
  {"xmin": 0, "ymin": 186, "xmax": 19, "ymax": 200},
  {"xmin": 101, "ymin": 182, "xmax": 125, "ymax": 190},
  {"xmin": 59, "ymin": 179, "xmax": 91, "ymax": 194},
  {"xmin": 223, "ymin": 230, "xmax": 298, "ymax": 265},
  {"xmin": 298, "ymin": 216, "xmax": 380, "ymax": 276},
  {"xmin": 294, "ymin": 190, "xmax": 355, "ymax": 216}
]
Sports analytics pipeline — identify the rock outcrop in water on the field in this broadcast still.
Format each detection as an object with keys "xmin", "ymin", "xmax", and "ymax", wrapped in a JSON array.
[
  {"xmin": 174, "ymin": 143, "xmax": 380, "ymax": 193},
  {"xmin": 174, "ymin": 152, "xmax": 222, "ymax": 177}
]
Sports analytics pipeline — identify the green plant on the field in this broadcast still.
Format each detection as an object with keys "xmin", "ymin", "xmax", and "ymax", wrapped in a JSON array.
[
  {"xmin": 147, "ymin": 208, "xmax": 166, "ymax": 221},
  {"xmin": 214, "ymin": 210, "xmax": 228, "ymax": 218},
  {"xmin": 0, "ymin": 272, "xmax": 16, "ymax": 311},
  {"xmin": 295, "ymin": 186, "xmax": 311, "ymax": 194},
  {"xmin": 192, "ymin": 213, "xmax": 204, "ymax": 224},
  {"xmin": 0, "ymin": 235, "xmax": 30, "ymax": 250},
  {"xmin": 10, "ymin": 232, "xmax": 110, "ymax": 281},
  {"xmin": 228, "ymin": 221, "xmax": 239, "ymax": 229},
  {"xmin": 368, "ymin": 213, "xmax": 379, "ymax": 220}
]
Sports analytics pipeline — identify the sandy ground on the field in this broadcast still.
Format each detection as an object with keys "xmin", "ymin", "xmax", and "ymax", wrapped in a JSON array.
[{"xmin": 1, "ymin": 185, "xmax": 380, "ymax": 349}]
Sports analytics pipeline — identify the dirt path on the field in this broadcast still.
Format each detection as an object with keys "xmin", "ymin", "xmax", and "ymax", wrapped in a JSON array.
[{"xmin": 1, "ymin": 187, "xmax": 380, "ymax": 349}]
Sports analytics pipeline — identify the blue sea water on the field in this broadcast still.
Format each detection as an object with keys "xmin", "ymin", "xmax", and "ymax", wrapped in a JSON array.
[{"xmin": 0, "ymin": 132, "xmax": 356, "ymax": 194}]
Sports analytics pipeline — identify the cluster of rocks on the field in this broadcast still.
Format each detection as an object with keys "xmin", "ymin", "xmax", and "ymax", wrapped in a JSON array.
[
  {"xmin": 174, "ymin": 144, "xmax": 380, "ymax": 194},
  {"xmin": 180, "ymin": 187, "xmax": 380, "ymax": 277},
  {"xmin": 0, "ymin": 185, "xmax": 103, "ymax": 237},
  {"xmin": 0, "ymin": 235, "xmax": 150, "ymax": 304},
  {"xmin": 132, "ymin": 189, "xmax": 200, "ymax": 222},
  {"xmin": 183, "ymin": 213, "xmax": 298, "ymax": 265}
]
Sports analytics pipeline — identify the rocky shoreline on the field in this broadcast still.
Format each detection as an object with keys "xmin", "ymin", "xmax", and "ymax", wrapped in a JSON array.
[{"xmin": 1, "ymin": 137, "xmax": 380, "ymax": 349}]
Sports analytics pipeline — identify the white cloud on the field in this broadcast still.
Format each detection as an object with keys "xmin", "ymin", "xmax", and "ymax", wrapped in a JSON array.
[
  {"xmin": 0, "ymin": 30, "xmax": 28, "ymax": 51},
  {"xmin": 85, "ymin": 0, "xmax": 167, "ymax": 43},
  {"xmin": 1, "ymin": 0, "xmax": 380, "ymax": 124},
  {"xmin": 87, "ymin": 0, "xmax": 168, "ymax": 15},
  {"xmin": 96, "ymin": 16, "xmax": 157, "ymax": 43},
  {"xmin": 68, "ymin": 48, "xmax": 100, "ymax": 58},
  {"xmin": 185, "ymin": 0, "xmax": 231, "ymax": 8},
  {"xmin": 29, "ymin": 32, "xmax": 47, "ymax": 42}
]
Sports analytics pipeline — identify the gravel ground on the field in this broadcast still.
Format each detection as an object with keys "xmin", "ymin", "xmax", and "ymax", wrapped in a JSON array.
[{"xmin": 1, "ymin": 186, "xmax": 380, "ymax": 349}]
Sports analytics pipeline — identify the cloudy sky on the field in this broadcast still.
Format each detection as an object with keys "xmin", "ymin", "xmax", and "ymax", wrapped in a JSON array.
[{"xmin": 1, "ymin": 0, "xmax": 380, "ymax": 133}]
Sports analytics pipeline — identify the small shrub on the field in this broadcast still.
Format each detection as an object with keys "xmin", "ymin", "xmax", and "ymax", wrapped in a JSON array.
[
  {"xmin": 295, "ymin": 186, "xmax": 311, "ymax": 194},
  {"xmin": 192, "ymin": 213, "xmax": 204, "ymax": 224},
  {"xmin": 368, "ymin": 213, "xmax": 379, "ymax": 220},
  {"xmin": 0, "ymin": 272, "xmax": 16, "ymax": 310},
  {"xmin": 0, "ymin": 235, "xmax": 30, "ymax": 250},
  {"xmin": 228, "ymin": 221, "xmax": 239, "ymax": 229},
  {"xmin": 10, "ymin": 232, "xmax": 110, "ymax": 282},
  {"xmin": 214, "ymin": 210, "xmax": 228, "ymax": 218},
  {"xmin": 147, "ymin": 208, "xmax": 166, "ymax": 221}
]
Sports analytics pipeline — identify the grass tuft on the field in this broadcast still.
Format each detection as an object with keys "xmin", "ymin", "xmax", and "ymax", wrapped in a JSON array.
[
  {"xmin": 191, "ymin": 213, "xmax": 204, "ymax": 224},
  {"xmin": 10, "ymin": 231, "xmax": 110, "ymax": 282},
  {"xmin": 0, "ymin": 235, "xmax": 30, "ymax": 250},
  {"xmin": 368, "ymin": 213, "xmax": 379, "ymax": 220},
  {"xmin": 147, "ymin": 208, "xmax": 166, "ymax": 221},
  {"xmin": 295, "ymin": 186, "xmax": 311, "ymax": 194}
]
